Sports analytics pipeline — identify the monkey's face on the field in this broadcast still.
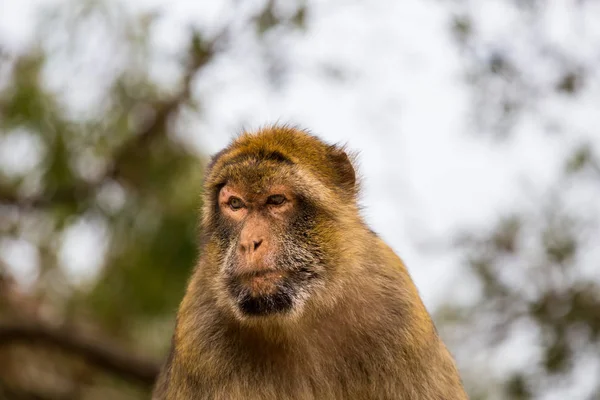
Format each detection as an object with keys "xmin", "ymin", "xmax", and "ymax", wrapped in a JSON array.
[{"xmin": 215, "ymin": 182, "xmax": 324, "ymax": 319}]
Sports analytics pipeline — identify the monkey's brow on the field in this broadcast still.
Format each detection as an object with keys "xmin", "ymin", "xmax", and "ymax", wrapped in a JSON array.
[{"xmin": 221, "ymin": 149, "xmax": 294, "ymax": 168}]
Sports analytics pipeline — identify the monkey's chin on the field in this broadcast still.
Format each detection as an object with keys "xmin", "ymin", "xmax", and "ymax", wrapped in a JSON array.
[
  {"xmin": 236, "ymin": 290, "xmax": 295, "ymax": 317},
  {"xmin": 226, "ymin": 273, "xmax": 297, "ymax": 318}
]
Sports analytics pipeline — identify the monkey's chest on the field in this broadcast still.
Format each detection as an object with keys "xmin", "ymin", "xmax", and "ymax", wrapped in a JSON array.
[{"xmin": 202, "ymin": 346, "xmax": 395, "ymax": 400}]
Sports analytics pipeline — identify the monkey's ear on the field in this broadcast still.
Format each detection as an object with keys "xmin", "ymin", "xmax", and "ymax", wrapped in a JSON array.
[
  {"xmin": 328, "ymin": 148, "xmax": 356, "ymax": 194},
  {"xmin": 206, "ymin": 148, "xmax": 228, "ymax": 175}
]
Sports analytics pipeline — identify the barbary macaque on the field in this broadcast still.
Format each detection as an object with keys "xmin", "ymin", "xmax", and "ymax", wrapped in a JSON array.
[{"xmin": 153, "ymin": 125, "xmax": 467, "ymax": 400}]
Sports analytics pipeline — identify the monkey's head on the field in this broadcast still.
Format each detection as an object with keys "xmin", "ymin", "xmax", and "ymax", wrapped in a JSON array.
[{"xmin": 201, "ymin": 126, "xmax": 360, "ymax": 320}]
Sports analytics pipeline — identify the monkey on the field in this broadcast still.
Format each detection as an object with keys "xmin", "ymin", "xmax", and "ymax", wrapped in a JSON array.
[{"xmin": 152, "ymin": 125, "xmax": 468, "ymax": 400}]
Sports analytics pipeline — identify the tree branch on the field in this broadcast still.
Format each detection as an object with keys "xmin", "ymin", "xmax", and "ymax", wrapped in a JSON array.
[
  {"xmin": 0, "ymin": 321, "xmax": 160, "ymax": 386},
  {"xmin": 0, "ymin": 382, "xmax": 74, "ymax": 400},
  {"xmin": 0, "ymin": 30, "xmax": 219, "ymax": 210}
]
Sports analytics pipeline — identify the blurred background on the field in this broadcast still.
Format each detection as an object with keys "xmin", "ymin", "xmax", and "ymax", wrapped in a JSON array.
[{"xmin": 1, "ymin": 0, "xmax": 599, "ymax": 399}]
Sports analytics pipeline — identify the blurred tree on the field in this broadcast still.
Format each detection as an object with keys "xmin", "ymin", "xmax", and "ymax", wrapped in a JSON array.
[
  {"xmin": 0, "ymin": 0, "xmax": 308, "ymax": 398},
  {"xmin": 442, "ymin": 1, "xmax": 600, "ymax": 399}
]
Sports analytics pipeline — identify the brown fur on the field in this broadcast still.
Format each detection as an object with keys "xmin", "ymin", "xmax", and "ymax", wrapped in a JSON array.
[{"xmin": 153, "ymin": 125, "xmax": 468, "ymax": 399}]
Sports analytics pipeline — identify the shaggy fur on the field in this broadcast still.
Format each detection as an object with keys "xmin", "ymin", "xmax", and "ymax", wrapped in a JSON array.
[{"xmin": 153, "ymin": 125, "xmax": 467, "ymax": 400}]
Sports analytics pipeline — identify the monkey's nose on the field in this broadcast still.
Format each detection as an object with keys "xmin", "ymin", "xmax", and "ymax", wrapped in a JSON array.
[{"xmin": 240, "ymin": 239, "xmax": 263, "ymax": 254}]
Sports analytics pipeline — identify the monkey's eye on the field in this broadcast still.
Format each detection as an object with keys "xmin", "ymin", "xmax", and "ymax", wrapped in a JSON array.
[
  {"xmin": 266, "ymin": 194, "xmax": 286, "ymax": 206},
  {"xmin": 228, "ymin": 197, "xmax": 245, "ymax": 210}
]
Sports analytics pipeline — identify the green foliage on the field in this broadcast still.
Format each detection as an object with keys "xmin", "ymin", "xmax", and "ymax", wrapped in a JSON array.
[
  {"xmin": 0, "ymin": 1, "xmax": 204, "ymax": 397},
  {"xmin": 0, "ymin": 13, "xmax": 203, "ymax": 334},
  {"xmin": 443, "ymin": 2, "xmax": 600, "ymax": 397}
]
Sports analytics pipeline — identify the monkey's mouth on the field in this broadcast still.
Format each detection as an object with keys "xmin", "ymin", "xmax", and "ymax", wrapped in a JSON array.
[{"xmin": 233, "ymin": 269, "xmax": 288, "ymax": 296}]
